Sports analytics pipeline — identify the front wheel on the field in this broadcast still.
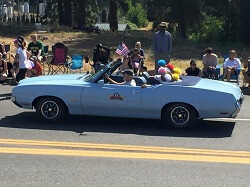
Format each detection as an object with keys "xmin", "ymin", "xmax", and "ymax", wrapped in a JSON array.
[
  {"xmin": 36, "ymin": 97, "xmax": 67, "ymax": 122},
  {"xmin": 163, "ymin": 103, "xmax": 197, "ymax": 128}
]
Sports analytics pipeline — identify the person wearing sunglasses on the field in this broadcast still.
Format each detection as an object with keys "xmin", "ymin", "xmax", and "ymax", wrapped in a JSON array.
[
  {"xmin": 27, "ymin": 34, "xmax": 44, "ymax": 62},
  {"xmin": 182, "ymin": 60, "xmax": 203, "ymax": 77}
]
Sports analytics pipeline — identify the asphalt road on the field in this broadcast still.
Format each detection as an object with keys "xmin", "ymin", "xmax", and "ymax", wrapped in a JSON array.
[{"xmin": 0, "ymin": 84, "xmax": 250, "ymax": 187}]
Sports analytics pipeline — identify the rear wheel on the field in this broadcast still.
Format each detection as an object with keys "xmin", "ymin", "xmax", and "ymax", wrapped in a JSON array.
[
  {"xmin": 163, "ymin": 103, "xmax": 197, "ymax": 128},
  {"xmin": 36, "ymin": 97, "xmax": 67, "ymax": 122}
]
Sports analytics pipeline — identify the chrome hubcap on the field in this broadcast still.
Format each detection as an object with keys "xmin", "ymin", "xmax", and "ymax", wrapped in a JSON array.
[
  {"xmin": 170, "ymin": 106, "xmax": 190, "ymax": 126},
  {"xmin": 41, "ymin": 101, "xmax": 59, "ymax": 120}
]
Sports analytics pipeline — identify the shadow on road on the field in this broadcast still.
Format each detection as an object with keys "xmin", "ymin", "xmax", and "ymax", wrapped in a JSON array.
[{"xmin": 0, "ymin": 112, "xmax": 235, "ymax": 138}]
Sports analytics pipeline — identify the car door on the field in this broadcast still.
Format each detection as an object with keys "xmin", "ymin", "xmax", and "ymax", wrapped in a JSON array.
[{"xmin": 81, "ymin": 83, "xmax": 142, "ymax": 118}]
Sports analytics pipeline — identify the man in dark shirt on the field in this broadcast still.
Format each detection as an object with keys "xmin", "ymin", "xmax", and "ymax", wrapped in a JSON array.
[
  {"xmin": 27, "ymin": 34, "xmax": 44, "ymax": 62},
  {"xmin": 183, "ymin": 60, "xmax": 203, "ymax": 77}
]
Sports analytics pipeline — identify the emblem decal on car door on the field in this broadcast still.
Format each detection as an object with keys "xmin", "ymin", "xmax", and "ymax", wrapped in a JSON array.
[{"xmin": 109, "ymin": 93, "xmax": 125, "ymax": 101}]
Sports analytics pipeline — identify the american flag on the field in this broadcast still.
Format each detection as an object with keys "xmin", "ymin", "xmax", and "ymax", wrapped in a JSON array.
[{"xmin": 115, "ymin": 42, "xmax": 130, "ymax": 57}]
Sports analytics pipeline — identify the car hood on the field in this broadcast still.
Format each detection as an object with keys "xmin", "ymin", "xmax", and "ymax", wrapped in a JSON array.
[
  {"xmin": 18, "ymin": 74, "xmax": 89, "ymax": 86},
  {"xmin": 194, "ymin": 79, "xmax": 242, "ymax": 99}
]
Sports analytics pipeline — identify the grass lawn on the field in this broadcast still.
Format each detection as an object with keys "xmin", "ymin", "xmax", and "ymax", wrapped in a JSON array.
[{"xmin": 1, "ymin": 27, "xmax": 249, "ymax": 73}]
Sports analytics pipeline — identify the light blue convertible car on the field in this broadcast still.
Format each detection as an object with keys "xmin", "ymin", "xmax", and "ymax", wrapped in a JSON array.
[{"xmin": 11, "ymin": 61, "xmax": 244, "ymax": 128}]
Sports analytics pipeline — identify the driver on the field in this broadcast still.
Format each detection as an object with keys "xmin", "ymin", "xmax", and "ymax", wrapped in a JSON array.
[{"xmin": 105, "ymin": 69, "xmax": 136, "ymax": 86}]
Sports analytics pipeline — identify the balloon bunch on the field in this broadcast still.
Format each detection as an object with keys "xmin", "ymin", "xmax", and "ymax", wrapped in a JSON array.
[{"xmin": 157, "ymin": 60, "xmax": 181, "ymax": 81}]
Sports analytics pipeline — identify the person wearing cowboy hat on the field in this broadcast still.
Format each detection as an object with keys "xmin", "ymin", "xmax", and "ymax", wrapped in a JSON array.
[{"xmin": 153, "ymin": 21, "xmax": 172, "ymax": 72}]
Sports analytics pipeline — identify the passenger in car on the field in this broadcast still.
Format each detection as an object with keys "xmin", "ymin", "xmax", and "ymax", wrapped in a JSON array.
[{"xmin": 105, "ymin": 69, "xmax": 136, "ymax": 86}]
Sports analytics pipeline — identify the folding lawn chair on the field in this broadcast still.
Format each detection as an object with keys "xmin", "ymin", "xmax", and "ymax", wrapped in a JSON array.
[
  {"xmin": 68, "ymin": 54, "xmax": 84, "ymax": 74},
  {"xmin": 47, "ymin": 43, "xmax": 68, "ymax": 75}
]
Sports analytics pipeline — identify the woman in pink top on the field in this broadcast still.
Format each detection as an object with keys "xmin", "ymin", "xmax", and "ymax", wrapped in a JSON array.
[{"xmin": 222, "ymin": 50, "xmax": 241, "ymax": 82}]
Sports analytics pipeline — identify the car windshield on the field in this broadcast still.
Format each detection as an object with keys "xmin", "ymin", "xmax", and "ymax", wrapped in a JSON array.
[{"xmin": 84, "ymin": 60, "xmax": 123, "ymax": 83}]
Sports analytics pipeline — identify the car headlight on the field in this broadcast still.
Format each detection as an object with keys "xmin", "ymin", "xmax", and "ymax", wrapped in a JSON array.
[{"xmin": 11, "ymin": 96, "xmax": 16, "ymax": 102}]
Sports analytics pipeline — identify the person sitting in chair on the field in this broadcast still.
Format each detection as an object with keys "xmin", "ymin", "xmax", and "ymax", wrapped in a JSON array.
[
  {"xmin": 93, "ymin": 44, "xmax": 109, "ymax": 73},
  {"xmin": 222, "ymin": 50, "xmax": 241, "ymax": 82},
  {"xmin": 27, "ymin": 34, "xmax": 44, "ymax": 62},
  {"xmin": 104, "ymin": 69, "xmax": 136, "ymax": 86},
  {"xmin": 202, "ymin": 47, "xmax": 218, "ymax": 79},
  {"xmin": 182, "ymin": 60, "xmax": 203, "ymax": 77},
  {"xmin": 242, "ymin": 56, "xmax": 250, "ymax": 88}
]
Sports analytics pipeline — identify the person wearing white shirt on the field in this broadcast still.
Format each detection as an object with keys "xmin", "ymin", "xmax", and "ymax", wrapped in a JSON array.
[
  {"xmin": 14, "ymin": 36, "xmax": 30, "ymax": 83},
  {"xmin": 105, "ymin": 69, "xmax": 136, "ymax": 87},
  {"xmin": 222, "ymin": 50, "xmax": 241, "ymax": 82}
]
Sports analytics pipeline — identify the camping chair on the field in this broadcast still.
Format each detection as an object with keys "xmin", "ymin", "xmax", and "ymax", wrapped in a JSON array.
[
  {"xmin": 47, "ymin": 43, "xmax": 68, "ymax": 75},
  {"xmin": 68, "ymin": 54, "xmax": 84, "ymax": 74},
  {"xmin": 215, "ymin": 55, "xmax": 242, "ymax": 84}
]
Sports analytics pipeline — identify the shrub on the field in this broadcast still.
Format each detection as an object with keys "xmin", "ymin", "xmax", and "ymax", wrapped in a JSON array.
[{"xmin": 127, "ymin": 3, "xmax": 148, "ymax": 28}]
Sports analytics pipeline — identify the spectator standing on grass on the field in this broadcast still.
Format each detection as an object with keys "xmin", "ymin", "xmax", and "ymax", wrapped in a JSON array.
[
  {"xmin": 130, "ymin": 48, "xmax": 141, "ymax": 75},
  {"xmin": 0, "ymin": 52, "xmax": 7, "ymax": 83},
  {"xmin": 27, "ymin": 34, "xmax": 44, "ymax": 62},
  {"xmin": 222, "ymin": 50, "xmax": 241, "ymax": 82},
  {"xmin": 202, "ymin": 47, "xmax": 218, "ymax": 79},
  {"xmin": 153, "ymin": 22, "xmax": 172, "ymax": 71},
  {"xmin": 182, "ymin": 60, "xmax": 203, "ymax": 77}
]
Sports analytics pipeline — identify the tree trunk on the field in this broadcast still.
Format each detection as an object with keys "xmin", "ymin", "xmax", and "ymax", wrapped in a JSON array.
[
  {"xmin": 57, "ymin": 0, "xmax": 64, "ymax": 25},
  {"xmin": 109, "ymin": 0, "xmax": 118, "ymax": 31},
  {"xmin": 77, "ymin": 0, "xmax": 86, "ymax": 27},
  {"xmin": 64, "ymin": 0, "xmax": 72, "ymax": 26}
]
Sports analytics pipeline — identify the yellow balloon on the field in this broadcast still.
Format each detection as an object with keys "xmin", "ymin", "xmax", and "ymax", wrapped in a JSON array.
[
  {"xmin": 172, "ymin": 73, "xmax": 180, "ymax": 81},
  {"xmin": 173, "ymin": 68, "xmax": 181, "ymax": 75}
]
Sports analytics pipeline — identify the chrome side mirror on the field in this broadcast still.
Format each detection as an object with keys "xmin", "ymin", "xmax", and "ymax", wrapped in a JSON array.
[{"xmin": 98, "ymin": 79, "xmax": 104, "ymax": 86}]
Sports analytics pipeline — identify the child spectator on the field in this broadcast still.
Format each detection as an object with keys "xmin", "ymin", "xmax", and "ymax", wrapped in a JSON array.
[
  {"xmin": 130, "ymin": 48, "xmax": 141, "ymax": 75},
  {"xmin": 182, "ymin": 60, "xmax": 203, "ymax": 77},
  {"xmin": 141, "ymin": 66, "xmax": 147, "ymax": 72},
  {"xmin": 0, "ymin": 52, "xmax": 7, "ymax": 84},
  {"xmin": 26, "ymin": 56, "xmax": 42, "ymax": 77}
]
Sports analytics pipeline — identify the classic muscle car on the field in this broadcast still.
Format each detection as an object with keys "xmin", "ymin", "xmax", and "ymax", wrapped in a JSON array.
[{"xmin": 11, "ymin": 60, "xmax": 244, "ymax": 128}]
